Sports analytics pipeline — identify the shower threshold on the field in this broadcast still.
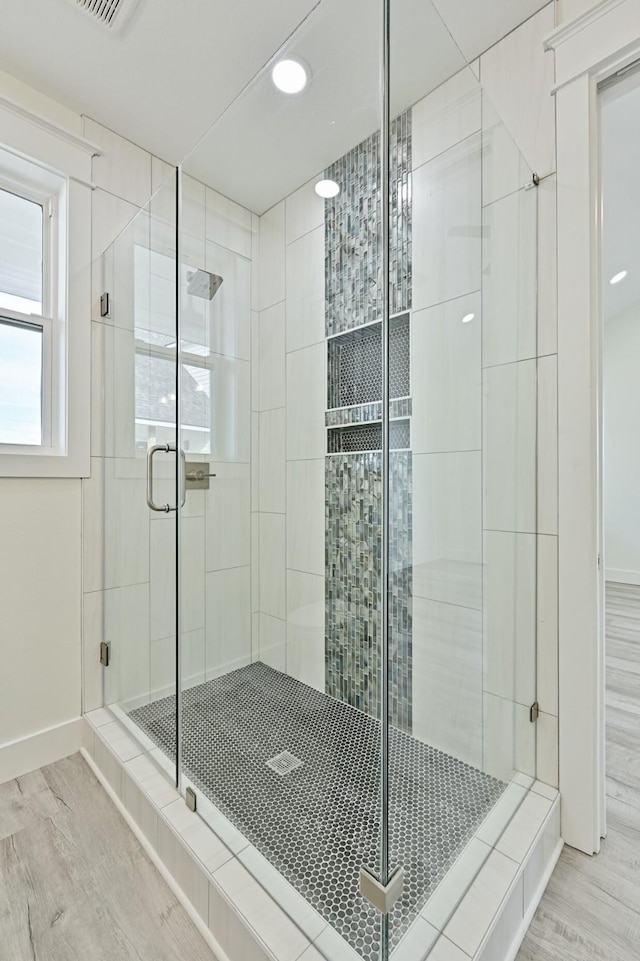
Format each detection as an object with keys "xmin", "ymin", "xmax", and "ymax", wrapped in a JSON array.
[{"xmin": 128, "ymin": 662, "xmax": 506, "ymax": 956}]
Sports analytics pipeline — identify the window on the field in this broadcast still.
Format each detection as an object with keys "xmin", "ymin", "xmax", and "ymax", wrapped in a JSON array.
[{"xmin": 0, "ymin": 98, "xmax": 92, "ymax": 478}]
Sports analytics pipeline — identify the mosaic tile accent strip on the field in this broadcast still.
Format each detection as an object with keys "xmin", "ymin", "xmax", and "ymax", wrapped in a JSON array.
[
  {"xmin": 129, "ymin": 662, "xmax": 506, "ymax": 960},
  {"xmin": 327, "ymin": 315, "xmax": 411, "ymax": 409},
  {"xmin": 327, "ymin": 420, "xmax": 411, "ymax": 454},
  {"xmin": 325, "ymin": 451, "xmax": 412, "ymax": 730},
  {"xmin": 325, "ymin": 114, "xmax": 412, "ymax": 337},
  {"xmin": 325, "ymin": 397, "xmax": 412, "ymax": 428}
]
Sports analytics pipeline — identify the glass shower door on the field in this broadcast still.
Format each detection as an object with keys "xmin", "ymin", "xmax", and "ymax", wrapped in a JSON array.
[{"xmin": 102, "ymin": 172, "xmax": 180, "ymax": 785}]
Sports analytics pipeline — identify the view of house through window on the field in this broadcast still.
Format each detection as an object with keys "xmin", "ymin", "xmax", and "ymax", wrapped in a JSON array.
[{"xmin": 0, "ymin": 184, "xmax": 46, "ymax": 447}]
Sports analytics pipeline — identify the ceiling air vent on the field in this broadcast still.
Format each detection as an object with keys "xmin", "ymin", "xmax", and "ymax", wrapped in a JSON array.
[{"xmin": 71, "ymin": 0, "xmax": 140, "ymax": 30}]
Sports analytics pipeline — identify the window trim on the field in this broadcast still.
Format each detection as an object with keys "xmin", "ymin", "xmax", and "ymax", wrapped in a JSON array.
[{"xmin": 0, "ymin": 95, "xmax": 95, "ymax": 478}]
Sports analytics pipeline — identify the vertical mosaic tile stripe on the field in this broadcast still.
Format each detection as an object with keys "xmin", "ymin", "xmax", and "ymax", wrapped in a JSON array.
[{"xmin": 324, "ymin": 111, "xmax": 413, "ymax": 733}]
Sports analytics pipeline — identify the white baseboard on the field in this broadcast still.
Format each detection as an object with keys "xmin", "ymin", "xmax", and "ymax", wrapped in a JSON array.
[
  {"xmin": 0, "ymin": 717, "xmax": 83, "ymax": 785},
  {"xmin": 606, "ymin": 568, "xmax": 640, "ymax": 585}
]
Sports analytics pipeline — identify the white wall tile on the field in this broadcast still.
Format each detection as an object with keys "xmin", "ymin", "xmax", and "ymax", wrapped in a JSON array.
[
  {"xmin": 413, "ymin": 133, "xmax": 481, "ymax": 312},
  {"xmin": 483, "ymin": 360, "xmax": 537, "ymax": 533},
  {"xmin": 483, "ymin": 692, "xmax": 535, "ymax": 782},
  {"xmin": 85, "ymin": 118, "xmax": 152, "ymax": 207},
  {"xmin": 286, "ymin": 343, "xmax": 326, "ymax": 461},
  {"xmin": 412, "ymin": 293, "xmax": 481, "ymax": 455},
  {"xmin": 151, "ymin": 156, "xmax": 174, "ymax": 195},
  {"xmin": 494, "ymin": 789, "xmax": 552, "ymax": 864},
  {"xmin": 258, "ymin": 302, "xmax": 286, "ymax": 410},
  {"xmin": 479, "ymin": 3, "xmax": 556, "ymax": 179},
  {"xmin": 205, "ymin": 187, "xmax": 252, "ymax": 259},
  {"xmin": 122, "ymin": 769, "xmax": 158, "ymax": 846},
  {"xmin": 91, "ymin": 321, "xmax": 105, "ymax": 456},
  {"xmin": 104, "ymin": 583, "xmax": 150, "ymax": 707},
  {"xmin": 211, "ymin": 860, "xmax": 309, "ymax": 961},
  {"xmin": 443, "ymin": 848, "xmax": 519, "ymax": 957},
  {"xmin": 259, "ymin": 201, "xmax": 285, "ymax": 310},
  {"xmin": 537, "ymin": 354, "xmax": 558, "ymax": 535},
  {"xmin": 209, "ymin": 355, "xmax": 250, "ymax": 463},
  {"xmin": 183, "ymin": 628, "xmax": 206, "ymax": 688},
  {"xmin": 536, "ymin": 711, "xmax": 559, "ymax": 788},
  {"xmin": 258, "ymin": 613, "xmax": 287, "ymax": 671},
  {"xmin": 181, "ymin": 175, "xmax": 206, "ymax": 268},
  {"xmin": 259, "ymin": 408, "xmax": 286, "ymax": 514},
  {"xmin": 413, "ymin": 451, "xmax": 482, "ymax": 609},
  {"xmin": 156, "ymin": 815, "xmax": 209, "ymax": 922},
  {"xmin": 251, "ymin": 311, "xmax": 260, "ymax": 413},
  {"xmin": 413, "ymin": 67, "xmax": 481, "ymax": 170},
  {"xmin": 251, "ymin": 411, "xmax": 259, "ymax": 510},
  {"xmin": 162, "ymin": 797, "xmax": 232, "ymax": 875},
  {"xmin": 203, "ymin": 241, "xmax": 251, "ymax": 361},
  {"xmin": 82, "ymin": 457, "xmax": 104, "ymax": 594},
  {"xmin": 125, "ymin": 752, "xmax": 180, "ymax": 809},
  {"xmin": 413, "ymin": 597, "xmax": 483, "ymax": 768},
  {"xmin": 285, "ymin": 226, "xmax": 325, "ymax": 353},
  {"xmin": 251, "ymin": 513, "xmax": 260, "ymax": 613},
  {"xmin": 537, "ymin": 534, "xmax": 558, "ymax": 716},
  {"xmin": 476, "ymin": 781, "xmax": 528, "ymax": 849},
  {"xmin": 91, "ymin": 189, "xmax": 140, "ymax": 274},
  {"xmin": 482, "ymin": 188, "xmax": 537, "ymax": 368},
  {"xmin": 150, "ymin": 634, "xmax": 175, "ymax": 697},
  {"xmin": 259, "ymin": 513, "xmax": 286, "ymax": 620},
  {"xmin": 483, "ymin": 530, "xmax": 536, "ymax": 707},
  {"xmin": 205, "ymin": 567, "xmax": 251, "ymax": 677},
  {"xmin": 82, "ymin": 590, "xmax": 104, "ymax": 713},
  {"xmin": 180, "ymin": 516, "xmax": 205, "ymax": 634},
  {"xmin": 103, "ymin": 457, "xmax": 149, "ymax": 589},
  {"xmin": 103, "ymin": 325, "xmax": 136, "ymax": 458},
  {"xmin": 422, "ymin": 836, "xmax": 491, "ymax": 931},
  {"xmin": 286, "ymin": 570, "xmax": 325, "ymax": 692},
  {"xmin": 481, "ymin": 94, "xmax": 531, "ymax": 208},
  {"xmin": 251, "ymin": 213, "xmax": 260, "ymax": 312},
  {"xmin": 285, "ymin": 175, "xmax": 324, "ymax": 245},
  {"xmin": 286, "ymin": 459, "xmax": 324, "ymax": 577},
  {"xmin": 538, "ymin": 174, "xmax": 558, "ymax": 357},
  {"xmin": 205, "ymin": 462, "xmax": 251, "ymax": 572},
  {"xmin": 149, "ymin": 518, "xmax": 176, "ymax": 643}
]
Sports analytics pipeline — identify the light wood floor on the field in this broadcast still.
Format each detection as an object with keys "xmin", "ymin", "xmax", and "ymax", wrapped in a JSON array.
[
  {"xmin": 0, "ymin": 752, "xmax": 215, "ymax": 961},
  {"xmin": 517, "ymin": 580, "xmax": 640, "ymax": 961}
]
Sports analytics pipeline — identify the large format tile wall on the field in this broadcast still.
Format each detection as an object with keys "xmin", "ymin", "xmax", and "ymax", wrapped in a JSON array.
[
  {"xmin": 84, "ymin": 122, "xmax": 256, "ymax": 713},
  {"xmin": 254, "ymin": 2, "xmax": 559, "ymax": 788}
]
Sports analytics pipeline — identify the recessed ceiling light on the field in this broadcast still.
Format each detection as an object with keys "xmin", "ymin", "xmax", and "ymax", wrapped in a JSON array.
[
  {"xmin": 462, "ymin": 312, "xmax": 475, "ymax": 324},
  {"xmin": 610, "ymin": 270, "xmax": 627, "ymax": 285},
  {"xmin": 315, "ymin": 179, "xmax": 340, "ymax": 199},
  {"xmin": 272, "ymin": 58, "xmax": 308, "ymax": 94}
]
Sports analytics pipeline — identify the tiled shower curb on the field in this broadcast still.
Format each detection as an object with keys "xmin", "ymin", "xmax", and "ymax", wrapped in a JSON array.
[{"xmin": 82, "ymin": 711, "xmax": 562, "ymax": 961}]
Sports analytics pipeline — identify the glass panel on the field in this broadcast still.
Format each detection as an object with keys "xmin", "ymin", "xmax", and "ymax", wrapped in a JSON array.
[
  {"xmin": 386, "ymin": 6, "xmax": 539, "ymax": 955},
  {"xmin": 0, "ymin": 317, "xmax": 42, "ymax": 444},
  {"xmin": 0, "ymin": 187, "xmax": 43, "ymax": 314},
  {"xmin": 101, "ymin": 172, "xmax": 179, "ymax": 787}
]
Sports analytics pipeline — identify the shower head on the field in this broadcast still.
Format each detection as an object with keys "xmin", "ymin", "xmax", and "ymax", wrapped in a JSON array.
[{"xmin": 187, "ymin": 269, "xmax": 223, "ymax": 300}]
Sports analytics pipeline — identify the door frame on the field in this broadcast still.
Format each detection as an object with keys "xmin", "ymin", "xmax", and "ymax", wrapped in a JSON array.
[{"xmin": 546, "ymin": 0, "xmax": 640, "ymax": 854}]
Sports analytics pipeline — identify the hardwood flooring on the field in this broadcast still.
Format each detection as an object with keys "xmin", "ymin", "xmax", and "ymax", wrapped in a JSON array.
[
  {"xmin": 516, "ymin": 581, "xmax": 640, "ymax": 961},
  {"xmin": 0, "ymin": 753, "xmax": 215, "ymax": 961}
]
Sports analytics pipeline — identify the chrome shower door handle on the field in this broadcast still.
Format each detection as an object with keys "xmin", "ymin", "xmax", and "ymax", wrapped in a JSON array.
[{"xmin": 146, "ymin": 443, "xmax": 186, "ymax": 512}]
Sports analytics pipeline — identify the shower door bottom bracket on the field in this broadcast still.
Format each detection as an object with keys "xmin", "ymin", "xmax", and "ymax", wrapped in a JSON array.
[{"xmin": 359, "ymin": 865, "xmax": 404, "ymax": 914}]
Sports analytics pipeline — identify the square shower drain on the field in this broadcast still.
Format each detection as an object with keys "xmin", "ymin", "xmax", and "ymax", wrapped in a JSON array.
[{"xmin": 266, "ymin": 750, "xmax": 303, "ymax": 775}]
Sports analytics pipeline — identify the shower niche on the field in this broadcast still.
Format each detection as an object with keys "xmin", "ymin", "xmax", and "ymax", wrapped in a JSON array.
[{"xmin": 326, "ymin": 312, "xmax": 411, "ymax": 453}]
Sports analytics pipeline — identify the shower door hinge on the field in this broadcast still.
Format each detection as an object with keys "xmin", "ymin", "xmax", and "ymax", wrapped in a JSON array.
[
  {"xmin": 100, "ymin": 292, "xmax": 110, "ymax": 317},
  {"xmin": 359, "ymin": 866, "xmax": 404, "ymax": 915},
  {"xmin": 185, "ymin": 787, "xmax": 197, "ymax": 813},
  {"xmin": 530, "ymin": 701, "xmax": 539, "ymax": 723},
  {"xmin": 99, "ymin": 641, "xmax": 110, "ymax": 667}
]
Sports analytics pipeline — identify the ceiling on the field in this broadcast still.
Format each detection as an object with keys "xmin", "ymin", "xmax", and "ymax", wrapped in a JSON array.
[
  {"xmin": 0, "ymin": 0, "xmax": 551, "ymax": 212},
  {"xmin": 601, "ymin": 68, "xmax": 640, "ymax": 323}
]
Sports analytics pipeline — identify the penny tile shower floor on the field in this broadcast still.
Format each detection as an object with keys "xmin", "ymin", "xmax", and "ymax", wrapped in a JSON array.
[{"xmin": 129, "ymin": 662, "xmax": 506, "ymax": 958}]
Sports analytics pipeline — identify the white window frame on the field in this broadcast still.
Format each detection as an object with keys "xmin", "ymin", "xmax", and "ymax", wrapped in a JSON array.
[{"xmin": 0, "ymin": 95, "xmax": 96, "ymax": 477}]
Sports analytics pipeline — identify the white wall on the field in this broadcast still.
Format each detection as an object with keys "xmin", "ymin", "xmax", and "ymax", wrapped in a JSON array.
[
  {"xmin": 604, "ymin": 306, "xmax": 640, "ymax": 583},
  {"xmin": 0, "ymin": 74, "xmax": 87, "ymax": 779}
]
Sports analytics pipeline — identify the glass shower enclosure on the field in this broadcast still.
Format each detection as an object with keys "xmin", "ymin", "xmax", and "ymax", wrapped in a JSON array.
[{"xmin": 98, "ymin": 1, "xmax": 540, "ymax": 957}]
